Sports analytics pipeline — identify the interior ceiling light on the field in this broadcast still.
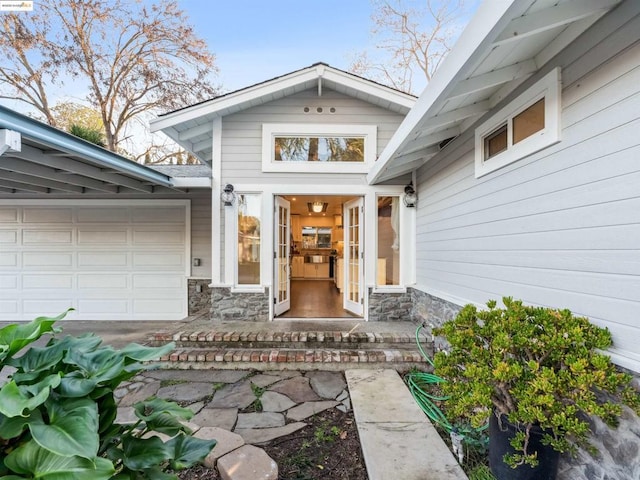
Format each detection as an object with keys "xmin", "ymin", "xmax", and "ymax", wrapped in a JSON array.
[{"xmin": 308, "ymin": 201, "xmax": 328, "ymax": 213}]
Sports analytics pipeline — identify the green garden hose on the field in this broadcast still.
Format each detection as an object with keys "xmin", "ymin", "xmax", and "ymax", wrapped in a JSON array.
[{"xmin": 405, "ymin": 324, "xmax": 489, "ymax": 448}]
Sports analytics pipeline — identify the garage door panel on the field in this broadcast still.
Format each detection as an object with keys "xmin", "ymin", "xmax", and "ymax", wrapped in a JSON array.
[
  {"xmin": 23, "ymin": 274, "xmax": 73, "ymax": 289},
  {"xmin": 133, "ymin": 252, "xmax": 184, "ymax": 268},
  {"xmin": 0, "ymin": 230, "xmax": 18, "ymax": 243},
  {"xmin": 23, "ymin": 230, "xmax": 73, "ymax": 244},
  {"xmin": 23, "ymin": 208, "xmax": 73, "ymax": 223},
  {"xmin": 133, "ymin": 229, "xmax": 184, "ymax": 245},
  {"xmin": 134, "ymin": 299, "xmax": 183, "ymax": 314},
  {"xmin": 77, "ymin": 208, "xmax": 129, "ymax": 223},
  {"xmin": 78, "ymin": 229, "xmax": 128, "ymax": 245},
  {"xmin": 78, "ymin": 252, "xmax": 128, "ymax": 268},
  {"xmin": 0, "ymin": 203, "xmax": 188, "ymax": 321},
  {"xmin": 23, "ymin": 299, "xmax": 74, "ymax": 315},
  {"xmin": 23, "ymin": 252, "xmax": 73, "ymax": 268},
  {"xmin": 78, "ymin": 299, "xmax": 130, "ymax": 314},
  {"xmin": 78, "ymin": 274, "xmax": 128, "ymax": 289},
  {"xmin": 0, "ymin": 208, "xmax": 18, "ymax": 222},
  {"xmin": 0, "ymin": 252, "xmax": 18, "ymax": 267},
  {"xmin": 0, "ymin": 275, "xmax": 18, "ymax": 289},
  {"xmin": 132, "ymin": 207, "xmax": 184, "ymax": 223}
]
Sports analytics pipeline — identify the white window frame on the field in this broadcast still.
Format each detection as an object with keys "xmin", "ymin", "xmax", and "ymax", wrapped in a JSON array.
[
  {"xmin": 262, "ymin": 123, "xmax": 377, "ymax": 173},
  {"xmin": 373, "ymin": 194, "xmax": 404, "ymax": 292},
  {"xmin": 230, "ymin": 192, "xmax": 264, "ymax": 292},
  {"xmin": 475, "ymin": 67, "xmax": 561, "ymax": 178}
]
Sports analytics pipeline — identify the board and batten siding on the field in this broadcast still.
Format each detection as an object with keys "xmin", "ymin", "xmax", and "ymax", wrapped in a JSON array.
[
  {"xmin": 414, "ymin": 11, "xmax": 640, "ymax": 371},
  {"xmin": 220, "ymin": 89, "xmax": 406, "ymax": 185}
]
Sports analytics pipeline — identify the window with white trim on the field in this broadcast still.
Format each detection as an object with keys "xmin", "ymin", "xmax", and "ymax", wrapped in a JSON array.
[
  {"xmin": 475, "ymin": 67, "xmax": 561, "ymax": 178},
  {"xmin": 236, "ymin": 193, "xmax": 261, "ymax": 286},
  {"xmin": 262, "ymin": 124, "xmax": 377, "ymax": 173}
]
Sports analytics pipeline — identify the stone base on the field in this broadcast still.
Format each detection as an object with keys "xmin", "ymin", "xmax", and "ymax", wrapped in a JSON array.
[
  {"xmin": 188, "ymin": 279, "xmax": 212, "ymax": 315},
  {"xmin": 368, "ymin": 289, "xmax": 413, "ymax": 322},
  {"xmin": 409, "ymin": 288, "xmax": 462, "ymax": 328},
  {"xmin": 210, "ymin": 287, "xmax": 270, "ymax": 322}
]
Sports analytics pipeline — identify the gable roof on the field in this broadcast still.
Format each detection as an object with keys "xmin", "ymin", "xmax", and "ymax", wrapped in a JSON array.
[
  {"xmin": 0, "ymin": 105, "xmax": 180, "ymax": 195},
  {"xmin": 369, "ymin": 0, "xmax": 624, "ymax": 184},
  {"xmin": 150, "ymin": 63, "xmax": 417, "ymax": 164}
]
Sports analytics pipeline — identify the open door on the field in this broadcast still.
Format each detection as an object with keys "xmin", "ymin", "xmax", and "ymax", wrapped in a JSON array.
[
  {"xmin": 274, "ymin": 196, "xmax": 291, "ymax": 316},
  {"xmin": 343, "ymin": 197, "xmax": 364, "ymax": 316}
]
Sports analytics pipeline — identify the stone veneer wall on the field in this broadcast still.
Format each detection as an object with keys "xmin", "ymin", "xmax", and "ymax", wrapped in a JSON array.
[
  {"xmin": 368, "ymin": 288, "xmax": 413, "ymax": 322},
  {"xmin": 187, "ymin": 279, "xmax": 212, "ymax": 315},
  {"xmin": 210, "ymin": 287, "xmax": 270, "ymax": 322},
  {"xmin": 411, "ymin": 287, "xmax": 640, "ymax": 480}
]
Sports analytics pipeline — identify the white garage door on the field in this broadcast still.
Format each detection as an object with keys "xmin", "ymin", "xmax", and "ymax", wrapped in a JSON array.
[{"xmin": 0, "ymin": 201, "xmax": 189, "ymax": 321}]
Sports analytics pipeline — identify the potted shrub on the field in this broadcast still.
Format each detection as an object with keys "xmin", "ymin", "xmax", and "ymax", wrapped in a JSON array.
[{"xmin": 433, "ymin": 297, "xmax": 640, "ymax": 480}]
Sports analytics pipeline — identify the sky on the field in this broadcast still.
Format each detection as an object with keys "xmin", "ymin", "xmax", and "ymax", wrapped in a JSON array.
[{"xmin": 178, "ymin": 0, "xmax": 382, "ymax": 93}]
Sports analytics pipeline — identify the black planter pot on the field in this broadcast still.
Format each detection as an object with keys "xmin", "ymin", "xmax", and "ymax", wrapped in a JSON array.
[{"xmin": 489, "ymin": 413, "xmax": 560, "ymax": 480}]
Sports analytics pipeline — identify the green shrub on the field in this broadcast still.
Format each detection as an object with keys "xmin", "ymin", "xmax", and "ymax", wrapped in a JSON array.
[
  {"xmin": 433, "ymin": 297, "xmax": 640, "ymax": 467},
  {"xmin": 0, "ymin": 311, "xmax": 216, "ymax": 479}
]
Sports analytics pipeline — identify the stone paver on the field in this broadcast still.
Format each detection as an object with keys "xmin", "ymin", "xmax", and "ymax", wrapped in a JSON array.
[
  {"xmin": 118, "ymin": 380, "xmax": 161, "ymax": 407},
  {"xmin": 186, "ymin": 401, "xmax": 205, "ymax": 415},
  {"xmin": 235, "ymin": 422, "xmax": 307, "ymax": 445},
  {"xmin": 347, "ymin": 369, "xmax": 467, "ymax": 480},
  {"xmin": 269, "ymin": 376, "xmax": 321, "ymax": 403},
  {"xmin": 193, "ymin": 407, "xmax": 238, "ymax": 430},
  {"xmin": 260, "ymin": 391, "xmax": 296, "ymax": 412},
  {"xmin": 286, "ymin": 400, "xmax": 340, "ymax": 421},
  {"xmin": 156, "ymin": 382, "xmax": 214, "ymax": 403},
  {"xmin": 217, "ymin": 444, "xmax": 277, "ymax": 480},
  {"xmin": 145, "ymin": 369, "xmax": 251, "ymax": 383},
  {"xmin": 236, "ymin": 412, "xmax": 285, "ymax": 429},
  {"xmin": 208, "ymin": 380, "xmax": 256, "ymax": 409},
  {"xmin": 306, "ymin": 371, "xmax": 347, "ymax": 399},
  {"xmin": 194, "ymin": 427, "xmax": 245, "ymax": 468},
  {"xmin": 115, "ymin": 407, "xmax": 137, "ymax": 424},
  {"xmin": 249, "ymin": 374, "xmax": 283, "ymax": 388}
]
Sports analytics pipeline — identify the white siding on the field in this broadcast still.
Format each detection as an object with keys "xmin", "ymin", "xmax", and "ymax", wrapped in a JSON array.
[
  {"xmin": 415, "ymin": 10, "xmax": 640, "ymax": 370},
  {"xmin": 221, "ymin": 88, "xmax": 406, "ymax": 185},
  {"xmin": 189, "ymin": 191, "xmax": 212, "ymax": 279}
]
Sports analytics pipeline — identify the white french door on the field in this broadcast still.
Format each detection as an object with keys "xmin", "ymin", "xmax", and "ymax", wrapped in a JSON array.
[
  {"xmin": 343, "ymin": 197, "xmax": 364, "ymax": 316},
  {"xmin": 274, "ymin": 196, "xmax": 291, "ymax": 316}
]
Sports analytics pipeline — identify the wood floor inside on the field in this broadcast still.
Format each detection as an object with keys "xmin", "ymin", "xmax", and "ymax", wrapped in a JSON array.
[{"xmin": 277, "ymin": 280, "xmax": 359, "ymax": 318}]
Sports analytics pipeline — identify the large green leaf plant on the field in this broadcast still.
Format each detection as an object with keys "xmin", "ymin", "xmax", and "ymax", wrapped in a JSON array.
[
  {"xmin": 0, "ymin": 311, "xmax": 216, "ymax": 479},
  {"xmin": 433, "ymin": 297, "xmax": 640, "ymax": 467}
]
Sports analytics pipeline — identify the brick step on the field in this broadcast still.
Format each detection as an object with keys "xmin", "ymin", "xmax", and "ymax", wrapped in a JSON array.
[
  {"xmin": 158, "ymin": 346, "xmax": 430, "ymax": 372},
  {"xmin": 150, "ymin": 330, "xmax": 432, "ymax": 352}
]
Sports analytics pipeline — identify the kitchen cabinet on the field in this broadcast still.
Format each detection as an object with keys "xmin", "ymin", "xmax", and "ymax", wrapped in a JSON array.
[
  {"xmin": 291, "ymin": 256, "xmax": 304, "ymax": 278},
  {"xmin": 332, "ymin": 215, "xmax": 343, "ymax": 242},
  {"xmin": 303, "ymin": 263, "xmax": 330, "ymax": 279},
  {"xmin": 291, "ymin": 215, "xmax": 302, "ymax": 242}
]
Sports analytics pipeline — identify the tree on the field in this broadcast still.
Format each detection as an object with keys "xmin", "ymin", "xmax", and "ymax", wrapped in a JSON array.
[
  {"xmin": 0, "ymin": 0, "xmax": 218, "ymax": 162},
  {"xmin": 51, "ymin": 102, "xmax": 104, "ymax": 133},
  {"xmin": 350, "ymin": 0, "xmax": 467, "ymax": 94}
]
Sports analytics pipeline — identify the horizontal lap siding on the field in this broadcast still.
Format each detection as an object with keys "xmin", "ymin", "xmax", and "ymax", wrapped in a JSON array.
[
  {"xmin": 415, "ymin": 10, "xmax": 640, "ymax": 370},
  {"xmin": 220, "ymin": 89, "xmax": 405, "ymax": 185},
  {"xmin": 189, "ymin": 191, "xmax": 212, "ymax": 278}
]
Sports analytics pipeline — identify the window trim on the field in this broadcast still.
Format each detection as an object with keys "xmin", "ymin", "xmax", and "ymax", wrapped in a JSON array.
[
  {"xmin": 262, "ymin": 123, "xmax": 377, "ymax": 173},
  {"xmin": 234, "ymin": 192, "xmax": 262, "ymax": 289},
  {"xmin": 475, "ymin": 67, "xmax": 561, "ymax": 178}
]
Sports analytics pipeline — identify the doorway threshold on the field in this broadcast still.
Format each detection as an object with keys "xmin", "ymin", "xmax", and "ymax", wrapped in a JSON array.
[{"xmin": 274, "ymin": 317, "xmax": 364, "ymax": 322}]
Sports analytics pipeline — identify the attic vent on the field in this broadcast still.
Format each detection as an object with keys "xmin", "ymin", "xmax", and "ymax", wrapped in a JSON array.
[
  {"xmin": 302, "ymin": 106, "xmax": 336, "ymax": 114},
  {"xmin": 439, "ymin": 136, "xmax": 456, "ymax": 150}
]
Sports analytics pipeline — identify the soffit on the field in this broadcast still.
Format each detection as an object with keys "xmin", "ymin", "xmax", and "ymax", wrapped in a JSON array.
[{"xmin": 369, "ymin": 0, "xmax": 623, "ymax": 184}]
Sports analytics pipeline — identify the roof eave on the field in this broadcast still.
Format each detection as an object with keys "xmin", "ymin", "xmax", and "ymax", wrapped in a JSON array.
[{"xmin": 0, "ymin": 105, "xmax": 173, "ymax": 188}]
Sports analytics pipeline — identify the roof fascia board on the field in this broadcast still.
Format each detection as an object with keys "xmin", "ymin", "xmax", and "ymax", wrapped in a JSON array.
[
  {"xmin": 368, "ymin": 0, "xmax": 519, "ymax": 185},
  {"xmin": 150, "ymin": 65, "xmax": 417, "ymax": 133},
  {"xmin": 150, "ymin": 68, "xmax": 323, "ymax": 132},
  {"xmin": 0, "ymin": 105, "xmax": 173, "ymax": 187}
]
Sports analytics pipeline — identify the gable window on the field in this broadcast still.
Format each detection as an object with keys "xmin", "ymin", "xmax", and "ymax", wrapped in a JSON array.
[
  {"xmin": 263, "ymin": 124, "xmax": 376, "ymax": 173},
  {"xmin": 475, "ymin": 67, "xmax": 560, "ymax": 177}
]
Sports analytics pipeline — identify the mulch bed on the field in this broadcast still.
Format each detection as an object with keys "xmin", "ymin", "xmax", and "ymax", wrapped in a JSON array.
[{"xmin": 177, "ymin": 408, "xmax": 367, "ymax": 480}]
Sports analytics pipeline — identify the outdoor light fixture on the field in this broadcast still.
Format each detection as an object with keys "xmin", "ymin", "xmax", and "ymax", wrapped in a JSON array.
[
  {"xmin": 221, "ymin": 184, "xmax": 235, "ymax": 206},
  {"xmin": 403, "ymin": 183, "xmax": 417, "ymax": 208},
  {"xmin": 308, "ymin": 201, "xmax": 328, "ymax": 213}
]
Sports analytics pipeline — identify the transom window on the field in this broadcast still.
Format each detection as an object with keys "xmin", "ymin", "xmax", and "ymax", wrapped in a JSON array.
[
  {"xmin": 475, "ymin": 68, "xmax": 561, "ymax": 177},
  {"xmin": 263, "ymin": 124, "xmax": 376, "ymax": 173}
]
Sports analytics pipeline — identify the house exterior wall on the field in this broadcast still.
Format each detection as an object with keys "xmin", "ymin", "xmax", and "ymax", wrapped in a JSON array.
[
  {"xmin": 220, "ymin": 88, "xmax": 406, "ymax": 185},
  {"xmin": 414, "ymin": 7, "xmax": 640, "ymax": 373},
  {"xmin": 412, "ymin": 5, "xmax": 640, "ymax": 479}
]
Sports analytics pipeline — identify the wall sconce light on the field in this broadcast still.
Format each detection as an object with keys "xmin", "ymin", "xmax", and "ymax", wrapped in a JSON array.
[
  {"xmin": 403, "ymin": 183, "xmax": 417, "ymax": 208},
  {"xmin": 221, "ymin": 184, "xmax": 235, "ymax": 206}
]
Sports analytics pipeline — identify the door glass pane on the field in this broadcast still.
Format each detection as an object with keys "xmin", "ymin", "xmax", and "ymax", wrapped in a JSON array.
[
  {"xmin": 377, "ymin": 196, "xmax": 400, "ymax": 286},
  {"xmin": 513, "ymin": 98, "xmax": 545, "ymax": 144},
  {"xmin": 349, "ymin": 205, "xmax": 359, "ymax": 302},
  {"xmin": 278, "ymin": 205, "xmax": 287, "ymax": 301},
  {"xmin": 237, "ymin": 194, "xmax": 261, "ymax": 285}
]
